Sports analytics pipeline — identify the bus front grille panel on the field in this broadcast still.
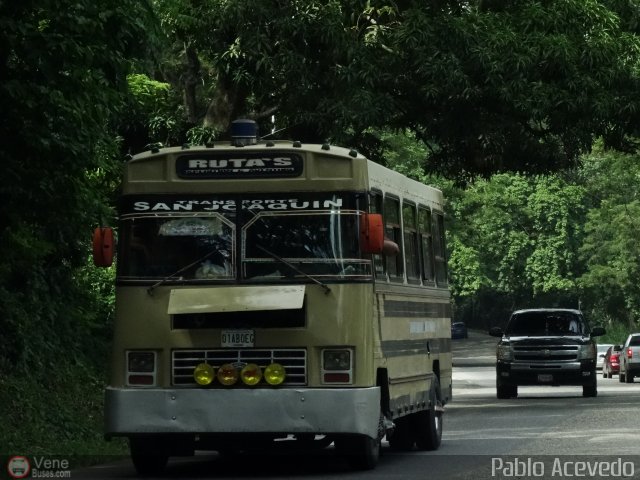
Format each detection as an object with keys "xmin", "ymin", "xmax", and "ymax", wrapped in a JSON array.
[
  {"xmin": 172, "ymin": 308, "xmax": 305, "ymax": 329},
  {"xmin": 172, "ymin": 349, "xmax": 307, "ymax": 386},
  {"xmin": 513, "ymin": 345, "xmax": 579, "ymax": 362}
]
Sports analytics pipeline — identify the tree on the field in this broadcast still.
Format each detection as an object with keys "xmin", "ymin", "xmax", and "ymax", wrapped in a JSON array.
[
  {"xmin": 0, "ymin": 0, "xmax": 154, "ymax": 370},
  {"xmin": 146, "ymin": 0, "xmax": 640, "ymax": 176},
  {"xmin": 579, "ymin": 147, "xmax": 640, "ymax": 328},
  {"xmin": 447, "ymin": 173, "xmax": 586, "ymax": 325}
]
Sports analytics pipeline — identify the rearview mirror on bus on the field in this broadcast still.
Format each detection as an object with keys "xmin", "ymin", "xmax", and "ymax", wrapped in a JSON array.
[
  {"xmin": 93, "ymin": 227, "xmax": 114, "ymax": 267},
  {"xmin": 360, "ymin": 213, "xmax": 384, "ymax": 254}
]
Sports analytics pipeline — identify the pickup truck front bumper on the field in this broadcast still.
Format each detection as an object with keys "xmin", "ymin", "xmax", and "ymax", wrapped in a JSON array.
[{"xmin": 496, "ymin": 360, "xmax": 597, "ymax": 387}]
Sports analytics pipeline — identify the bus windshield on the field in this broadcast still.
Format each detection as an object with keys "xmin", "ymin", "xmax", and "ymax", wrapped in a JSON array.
[
  {"xmin": 243, "ymin": 211, "xmax": 368, "ymax": 279},
  {"xmin": 117, "ymin": 194, "xmax": 372, "ymax": 282}
]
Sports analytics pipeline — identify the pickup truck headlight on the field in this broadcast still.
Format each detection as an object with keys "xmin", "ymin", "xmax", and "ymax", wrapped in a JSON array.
[
  {"xmin": 497, "ymin": 344, "xmax": 513, "ymax": 361},
  {"xmin": 578, "ymin": 343, "xmax": 596, "ymax": 360}
]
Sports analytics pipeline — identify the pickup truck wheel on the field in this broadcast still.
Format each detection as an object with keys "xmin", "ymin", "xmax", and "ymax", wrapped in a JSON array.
[
  {"xmin": 582, "ymin": 384, "xmax": 597, "ymax": 397},
  {"xmin": 619, "ymin": 370, "xmax": 625, "ymax": 382},
  {"xmin": 497, "ymin": 384, "xmax": 517, "ymax": 399}
]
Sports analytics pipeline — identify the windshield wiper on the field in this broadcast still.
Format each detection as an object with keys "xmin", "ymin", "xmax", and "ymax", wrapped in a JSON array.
[
  {"xmin": 147, "ymin": 250, "xmax": 218, "ymax": 296},
  {"xmin": 256, "ymin": 245, "xmax": 331, "ymax": 295}
]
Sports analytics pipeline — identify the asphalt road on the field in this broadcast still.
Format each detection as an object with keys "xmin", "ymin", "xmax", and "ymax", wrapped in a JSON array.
[{"xmin": 73, "ymin": 331, "xmax": 640, "ymax": 479}]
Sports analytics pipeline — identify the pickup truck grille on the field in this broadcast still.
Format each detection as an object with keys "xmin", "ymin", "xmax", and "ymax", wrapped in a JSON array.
[
  {"xmin": 172, "ymin": 349, "xmax": 307, "ymax": 386},
  {"xmin": 513, "ymin": 345, "xmax": 579, "ymax": 362}
]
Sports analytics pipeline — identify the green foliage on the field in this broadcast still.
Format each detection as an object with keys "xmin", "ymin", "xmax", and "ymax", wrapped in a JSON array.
[
  {"xmin": 0, "ymin": 0, "xmax": 152, "ymax": 370},
  {"xmin": 146, "ymin": 0, "xmax": 640, "ymax": 175},
  {"xmin": 447, "ymin": 173, "xmax": 586, "ymax": 314},
  {"xmin": 578, "ymin": 147, "xmax": 640, "ymax": 327},
  {"xmin": 0, "ymin": 0, "xmax": 154, "ymax": 457},
  {"xmin": 120, "ymin": 73, "xmax": 187, "ymax": 151},
  {"xmin": 597, "ymin": 320, "xmax": 632, "ymax": 345}
]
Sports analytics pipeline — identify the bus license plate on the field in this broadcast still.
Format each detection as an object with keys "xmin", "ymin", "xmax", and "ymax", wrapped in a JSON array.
[
  {"xmin": 538, "ymin": 374, "xmax": 553, "ymax": 382},
  {"xmin": 221, "ymin": 330, "xmax": 255, "ymax": 348}
]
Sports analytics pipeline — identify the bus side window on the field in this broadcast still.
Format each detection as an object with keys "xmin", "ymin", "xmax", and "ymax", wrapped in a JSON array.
[
  {"xmin": 384, "ymin": 196, "xmax": 404, "ymax": 281},
  {"xmin": 403, "ymin": 202, "xmax": 420, "ymax": 283},
  {"xmin": 419, "ymin": 207, "xmax": 435, "ymax": 285},
  {"xmin": 432, "ymin": 211, "xmax": 448, "ymax": 286}
]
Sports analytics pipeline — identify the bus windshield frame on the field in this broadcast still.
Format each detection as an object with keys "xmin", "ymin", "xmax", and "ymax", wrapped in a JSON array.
[{"xmin": 116, "ymin": 192, "xmax": 372, "ymax": 284}]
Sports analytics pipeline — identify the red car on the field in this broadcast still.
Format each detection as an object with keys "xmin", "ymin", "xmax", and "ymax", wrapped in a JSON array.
[{"xmin": 602, "ymin": 345, "xmax": 622, "ymax": 378}]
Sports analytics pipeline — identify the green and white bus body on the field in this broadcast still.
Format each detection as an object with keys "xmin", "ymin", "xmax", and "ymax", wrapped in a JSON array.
[{"xmin": 101, "ymin": 138, "xmax": 451, "ymax": 473}]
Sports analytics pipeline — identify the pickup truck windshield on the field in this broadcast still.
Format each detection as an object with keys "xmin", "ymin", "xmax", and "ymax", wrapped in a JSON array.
[{"xmin": 506, "ymin": 311, "xmax": 586, "ymax": 336}]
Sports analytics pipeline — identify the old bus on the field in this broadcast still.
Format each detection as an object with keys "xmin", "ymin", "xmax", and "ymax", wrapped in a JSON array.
[{"xmin": 94, "ymin": 120, "xmax": 452, "ymax": 473}]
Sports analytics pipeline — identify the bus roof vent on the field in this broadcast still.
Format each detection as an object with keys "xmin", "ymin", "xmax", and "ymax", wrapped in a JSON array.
[{"xmin": 231, "ymin": 119, "xmax": 258, "ymax": 147}]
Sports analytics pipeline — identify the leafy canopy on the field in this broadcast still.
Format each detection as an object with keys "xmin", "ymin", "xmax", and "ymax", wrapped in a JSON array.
[{"xmin": 148, "ymin": 0, "xmax": 640, "ymax": 176}]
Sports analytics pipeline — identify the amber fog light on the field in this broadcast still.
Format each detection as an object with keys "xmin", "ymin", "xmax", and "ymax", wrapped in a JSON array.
[
  {"xmin": 217, "ymin": 363, "xmax": 239, "ymax": 386},
  {"xmin": 194, "ymin": 363, "xmax": 215, "ymax": 386},
  {"xmin": 240, "ymin": 363, "xmax": 262, "ymax": 386},
  {"xmin": 264, "ymin": 363, "xmax": 286, "ymax": 385}
]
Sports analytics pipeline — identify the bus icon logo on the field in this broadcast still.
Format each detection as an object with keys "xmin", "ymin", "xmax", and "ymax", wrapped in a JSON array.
[{"xmin": 7, "ymin": 456, "xmax": 30, "ymax": 479}]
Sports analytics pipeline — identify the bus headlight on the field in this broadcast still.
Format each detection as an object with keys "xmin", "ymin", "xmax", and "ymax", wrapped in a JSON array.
[
  {"xmin": 240, "ymin": 363, "xmax": 262, "ymax": 386},
  {"xmin": 264, "ymin": 363, "xmax": 286, "ymax": 385},
  {"xmin": 322, "ymin": 348, "xmax": 353, "ymax": 384},
  {"xmin": 193, "ymin": 363, "xmax": 215, "ymax": 386},
  {"xmin": 217, "ymin": 363, "xmax": 239, "ymax": 386},
  {"xmin": 127, "ymin": 351, "xmax": 157, "ymax": 386},
  {"xmin": 323, "ymin": 350, "xmax": 351, "ymax": 370}
]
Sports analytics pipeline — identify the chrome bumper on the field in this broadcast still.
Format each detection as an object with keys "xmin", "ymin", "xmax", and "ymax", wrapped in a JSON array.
[
  {"xmin": 105, "ymin": 387, "xmax": 381, "ymax": 439},
  {"xmin": 511, "ymin": 361, "xmax": 582, "ymax": 371}
]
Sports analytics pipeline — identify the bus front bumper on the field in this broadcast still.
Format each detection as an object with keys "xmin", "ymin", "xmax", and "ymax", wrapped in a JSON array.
[{"xmin": 105, "ymin": 386, "xmax": 381, "ymax": 439}]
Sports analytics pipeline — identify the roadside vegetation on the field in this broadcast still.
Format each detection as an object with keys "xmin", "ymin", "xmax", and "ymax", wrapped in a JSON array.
[{"xmin": 2, "ymin": 0, "xmax": 640, "ymax": 459}]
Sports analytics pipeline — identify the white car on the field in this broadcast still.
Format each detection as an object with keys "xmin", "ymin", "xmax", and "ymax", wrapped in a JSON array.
[{"xmin": 596, "ymin": 343, "xmax": 613, "ymax": 370}]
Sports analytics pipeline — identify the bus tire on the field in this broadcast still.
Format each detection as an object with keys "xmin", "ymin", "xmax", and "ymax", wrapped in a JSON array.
[
  {"xmin": 414, "ymin": 378, "xmax": 443, "ymax": 451},
  {"xmin": 335, "ymin": 434, "xmax": 380, "ymax": 470},
  {"xmin": 129, "ymin": 438, "xmax": 168, "ymax": 476},
  {"xmin": 387, "ymin": 415, "xmax": 414, "ymax": 451}
]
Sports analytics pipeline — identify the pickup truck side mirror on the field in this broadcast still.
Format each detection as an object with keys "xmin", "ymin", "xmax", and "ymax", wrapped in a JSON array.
[
  {"xmin": 591, "ymin": 326, "xmax": 606, "ymax": 337},
  {"xmin": 489, "ymin": 327, "xmax": 504, "ymax": 337}
]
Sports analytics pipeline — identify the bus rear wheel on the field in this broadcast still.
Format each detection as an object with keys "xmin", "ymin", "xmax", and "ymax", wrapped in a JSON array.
[
  {"xmin": 387, "ymin": 415, "xmax": 414, "ymax": 451},
  {"xmin": 414, "ymin": 379, "xmax": 443, "ymax": 451},
  {"xmin": 129, "ymin": 437, "xmax": 169, "ymax": 476}
]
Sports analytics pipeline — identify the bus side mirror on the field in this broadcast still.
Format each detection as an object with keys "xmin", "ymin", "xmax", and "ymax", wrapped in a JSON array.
[
  {"xmin": 93, "ymin": 227, "xmax": 114, "ymax": 267},
  {"xmin": 360, "ymin": 213, "xmax": 384, "ymax": 254}
]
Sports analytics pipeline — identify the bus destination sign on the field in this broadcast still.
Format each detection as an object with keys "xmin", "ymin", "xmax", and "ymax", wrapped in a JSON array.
[{"xmin": 176, "ymin": 152, "xmax": 303, "ymax": 179}]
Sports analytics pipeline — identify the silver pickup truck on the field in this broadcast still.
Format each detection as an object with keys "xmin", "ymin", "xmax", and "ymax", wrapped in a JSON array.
[{"xmin": 619, "ymin": 333, "xmax": 640, "ymax": 383}]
